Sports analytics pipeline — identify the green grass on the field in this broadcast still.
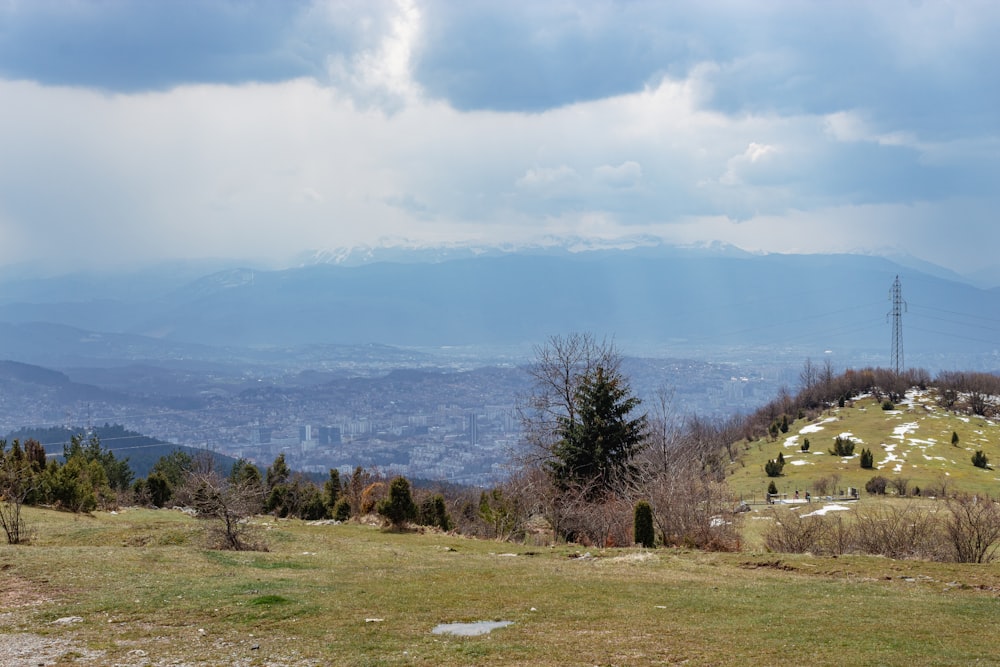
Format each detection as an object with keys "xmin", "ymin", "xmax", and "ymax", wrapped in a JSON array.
[
  {"xmin": 727, "ymin": 392, "xmax": 1000, "ymax": 500},
  {"xmin": 2, "ymin": 506, "xmax": 1000, "ymax": 665}
]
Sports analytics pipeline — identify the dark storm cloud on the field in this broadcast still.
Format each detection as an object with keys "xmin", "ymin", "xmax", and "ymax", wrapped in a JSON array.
[{"xmin": 0, "ymin": 0, "xmax": 324, "ymax": 90}]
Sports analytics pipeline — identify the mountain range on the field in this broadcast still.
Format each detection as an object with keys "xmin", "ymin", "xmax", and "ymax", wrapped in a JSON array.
[{"xmin": 0, "ymin": 244, "xmax": 996, "ymax": 372}]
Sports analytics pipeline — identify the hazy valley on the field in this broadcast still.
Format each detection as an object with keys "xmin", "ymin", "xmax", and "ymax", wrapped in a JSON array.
[{"xmin": 0, "ymin": 246, "xmax": 998, "ymax": 483}]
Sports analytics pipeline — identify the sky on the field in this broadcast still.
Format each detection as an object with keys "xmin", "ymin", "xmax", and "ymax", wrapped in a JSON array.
[{"xmin": 0, "ymin": 0, "xmax": 997, "ymax": 275}]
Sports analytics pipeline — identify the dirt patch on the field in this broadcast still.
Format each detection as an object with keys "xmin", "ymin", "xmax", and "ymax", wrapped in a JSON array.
[
  {"xmin": 0, "ymin": 574, "xmax": 56, "ymax": 611},
  {"xmin": 0, "ymin": 632, "xmax": 103, "ymax": 666},
  {"xmin": 739, "ymin": 559, "xmax": 797, "ymax": 571}
]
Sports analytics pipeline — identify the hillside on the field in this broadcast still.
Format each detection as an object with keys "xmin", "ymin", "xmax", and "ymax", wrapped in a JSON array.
[{"xmin": 727, "ymin": 388, "xmax": 1000, "ymax": 500}]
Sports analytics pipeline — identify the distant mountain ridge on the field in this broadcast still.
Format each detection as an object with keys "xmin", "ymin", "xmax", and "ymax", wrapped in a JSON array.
[{"xmin": 0, "ymin": 246, "xmax": 995, "ymax": 371}]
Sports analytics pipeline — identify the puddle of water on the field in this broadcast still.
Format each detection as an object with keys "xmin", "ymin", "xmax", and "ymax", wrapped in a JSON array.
[{"xmin": 431, "ymin": 620, "xmax": 513, "ymax": 636}]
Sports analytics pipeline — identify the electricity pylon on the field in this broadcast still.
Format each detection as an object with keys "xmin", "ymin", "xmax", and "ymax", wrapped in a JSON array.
[{"xmin": 888, "ymin": 275, "xmax": 906, "ymax": 374}]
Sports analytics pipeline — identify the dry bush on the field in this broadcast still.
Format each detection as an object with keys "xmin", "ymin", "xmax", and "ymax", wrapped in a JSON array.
[
  {"xmin": 644, "ymin": 464, "xmax": 741, "ymax": 551},
  {"xmin": 763, "ymin": 510, "xmax": 829, "ymax": 554},
  {"xmin": 764, "ymin": 504, "xmax": 959, "ymax": 561},
  {"xmin": 850, "ymin": 504, "xmax": 945, "ymax": 560},
  {"xmin": 179, "ymin": 471, "xmax": 267, "ymax": 551},
  {"xmin": 557, "ymin": 492, "xmax": 633, "ymax": 547},
  {"xmin": 943, "ymin": 494, "xmax": 1000, "ymax": 563}
]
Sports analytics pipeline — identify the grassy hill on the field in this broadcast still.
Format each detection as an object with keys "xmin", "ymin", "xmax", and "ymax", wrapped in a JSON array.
[
  {"xmin": 2, "ymin": 506, "xmax": 1000, "ymax": 666},
  {"xmin": 726, "ymin": 388, "xmax": 1000, "ymax": 501}
]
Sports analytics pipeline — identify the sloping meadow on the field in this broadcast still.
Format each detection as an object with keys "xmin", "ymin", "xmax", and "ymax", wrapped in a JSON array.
[{"xmin": 1, "ymin": 507, "xmax": 999, "ymax": 666}]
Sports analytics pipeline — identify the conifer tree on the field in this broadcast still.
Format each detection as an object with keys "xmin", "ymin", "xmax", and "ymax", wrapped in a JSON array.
[
  {"xmin": 548, "ymin": 365, "xmax": 647, "ymax": 498},
  {"xmin": 378, "ymin": 476, "xmax": 417, "ymax": 528},
  {"xmin": 634, "ymin": 501, "xmax": 655, "ymax": 548}
]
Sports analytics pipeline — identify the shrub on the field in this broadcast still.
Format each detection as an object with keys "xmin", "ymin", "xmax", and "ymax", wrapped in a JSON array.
[
  {"xmin": 377, "ymin": 477, "xmax": 417, "ymax": 529},
  {"xmin": 972, "ymin": 450, "xmax": 989, "ymax": 469},
  {"xmin": 647, "ymin": 468, "xmax": 741, "ymax": 552},
  {"xmin": 830, "ymin": 436, "xmax": 855, "ymax": 457},
  {"xmin": 418, "ymin": 494, "xmax": 452, "ymax": 531},
  {"xmin": 865, "ymin": 475, "xmax": 888, "ymax": 495},
  {"xmin": 767, "ymin": 480, "xmax": 778, "ymax": 496},
  {"xmin": 859, "ymin": 448, "xmax": 874, "ymax": 469},
  {"xmin": 889, "ymin": 477, "xmax": 910, "ymax": 497},
  {"xmin": 763, "ymin": 511, "xmax": 829, "ymax": 554},
  {"xmin": 944, "ymin": 494, "xmax": 1000, "ymax": 563},
  {"xmin": 332, "ymin": 496, "xmax": 351, "ymax": 522},
  {"xmin": 851, "ymin": 504, "xmax": 946, "ymax": 560},
  {"xmin": 764, "ymin": 458, "xmax": 784, "ymax": 477},
  {"xmin": 882, "ymin": 400, "xmax": 895, "ymax": 411},
  {"xmin": 633, "ymin": 501, "xmax": 655, "ymax": 548},
  {"xmin": 800, "ymin": 438, "xmax": 810, "ymax": 452},
  {"xmin": 951, "ymin": 431, "xmax": 960, "ymax": 447}
]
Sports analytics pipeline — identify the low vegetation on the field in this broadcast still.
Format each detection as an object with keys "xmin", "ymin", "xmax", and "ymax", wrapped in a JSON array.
[
  {"xmin": 4, "ymin": 350, "xmax": 1000, "ymax": 662},
  {"xmin": 2, "ymin": 505, "xmax": 1000, "ymax": 666}
]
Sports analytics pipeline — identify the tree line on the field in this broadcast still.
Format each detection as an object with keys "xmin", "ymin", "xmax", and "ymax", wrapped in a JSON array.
[{"xmin": 4, "ymin": 337, "xmax": 1000, "ymax": 558}]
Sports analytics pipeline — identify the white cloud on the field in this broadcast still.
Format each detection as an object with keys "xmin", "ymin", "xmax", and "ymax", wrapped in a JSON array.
[
  {"xmin": 719, "ymin": 142, "xmax": 778, "ymax": 185},
  {"xmin": 593, "ymin": 161, "xmax": 642, "ymax": 188},
  {"xmin": 516, "ymin": 165, "xmax": 579, "ymax": 190},
  {"xmin": 325, "ymin": 0, "xmax": 424, "ymax": 109}
]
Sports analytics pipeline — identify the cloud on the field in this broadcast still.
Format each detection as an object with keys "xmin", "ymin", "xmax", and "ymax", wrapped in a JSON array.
[
  {"xmin": 516, "ymin": 165, "xmax": 579, "ymax": 191},
  {"xmin": 719, "ymin": 143, "xmax": 777, "ymax": 186},
  {"xmin": 325, "ymin": 0, "xmax": 424, "ymax": 110},
  {"xmin": 0, "ymin": 0, "xmax": 325, "ymax": 90},
  {"xmin": 593, "ymin": 162, "xmax": 642, "ymax": 189},
  {"xmin": 0, "ymin": 1, "xmax": 996, "ymax": 275}
]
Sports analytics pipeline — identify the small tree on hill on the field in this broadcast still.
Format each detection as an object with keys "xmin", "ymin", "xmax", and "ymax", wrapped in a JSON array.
[
  {"xmin": 145, "ymin": 472, "xmax": 172, "ymax": 507},
  {"xmin": 332, "ymin": 496, "xmax": 352, "ymax": 522},
  {"xmin": 764, "ymin": 458, "xmax": 784, "ymax": 477},
  {"xmin": 830, "ymin": 436, "xmax": 855, "ymax": 457},
  {"xmin": 633, "ymin": 500, "xmax": 655, "ymax": 548},
  {"xmin": 478, "ymin": 487, "xmax": 524, "ymax": 541},
  {"xmin": 418, "ymin": 493, "xmax": 452, "ymax": 531},
  {"xmin": 865, "ymin": 475, "xmax": 888, "ymax": 495},
  {"xmin": 972, "ymin": 450, "xmax": 989, "ymax": 469},
  {"xmin": 951, "ymin": 431, "xmax": 960, "ymax": 447},
  {"xmin": 378, "ymin": 476, "xmax": 417, "ymax": 529},
  {"xmin": 767, "ymin": 480, "xmax": 778, "ymax": 496},
  {"xmin": 801, "ymin": 438, "xmax": 810, "ymax": 452},
  {"xmin": 324, "ymin": 468, "xmax": 342, "ymax": 513},
  {"xmin": 860, "ymin": 448, "xmax": 874, "ymax": 469}
]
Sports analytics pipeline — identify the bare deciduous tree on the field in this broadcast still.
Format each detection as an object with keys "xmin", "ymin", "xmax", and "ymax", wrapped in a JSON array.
[
  {"xmin": 181, "ymin": 470, "xmax": 266, "ymax": 551},
  {"xmin": 519, "ymin": 333, "xmax": 621, "ymax": 465},
  {"xmin": 0, "ymin": 443, "xmax": 35, "ymax": 544}
]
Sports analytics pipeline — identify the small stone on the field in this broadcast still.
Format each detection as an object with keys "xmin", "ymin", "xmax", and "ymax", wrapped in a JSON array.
[{"xmin": 51, "ymin": 616, "xmax": 83, "ymax": 625}]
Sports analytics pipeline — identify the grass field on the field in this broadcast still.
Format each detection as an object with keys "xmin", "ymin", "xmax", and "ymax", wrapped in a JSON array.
[
  {"xmin": 726, "ymin": 391, "xmax": 1000, "ymax": 500},
  {"xmin": 2, "ymin": 505, "xmax": 1000, "ymax": 666}
]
